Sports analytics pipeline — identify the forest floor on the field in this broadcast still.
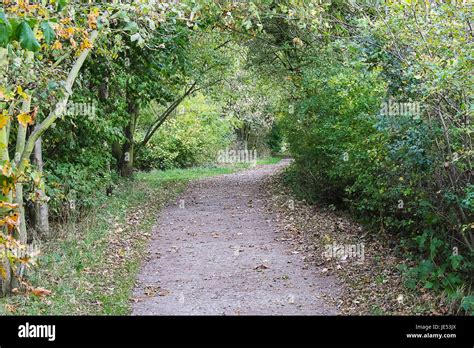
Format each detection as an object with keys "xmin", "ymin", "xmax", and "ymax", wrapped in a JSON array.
[{"xmin": 132, "ymin": 159, "xmax": 340, "ymax": 315}]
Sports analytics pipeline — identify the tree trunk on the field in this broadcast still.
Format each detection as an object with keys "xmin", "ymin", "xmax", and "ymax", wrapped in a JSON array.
[
  {"xmin": 11, "ymin": 94, "xmax": 31, "ymax": 289},
  {"xmin": 120, "ymin": 101, "xmax": 139, "ymax": 177},
  {"xmin": 112, "ymin": 141, "xmax": 123, "ymax": 172},
  {"xmin": 14, "ymin": 95, "xmax": 31, "ymax": 244},
  {"xmin": 0, "ymin": 118, "xmax": 13, "ymax": 296},
  {"xmin": 33, "ymin": 135, "xmax": 50, "ymax": 239}
]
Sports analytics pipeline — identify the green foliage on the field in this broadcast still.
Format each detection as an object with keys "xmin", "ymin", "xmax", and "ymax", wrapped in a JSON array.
[
  {"xmin": 271, "ymin": 2, "xmax": 473, "ymax": 311},
  {"xmin": 17, "ymin": 22, "xmax": 40, "ymax": 52},
  {"xmin": 40, "ymin": 22, "xmax": 55, "ymax": 45},
  {"xmin": 266, "ymin": 121, "xmax": 284, "ymax": 154},
  {"xmin": 461, "ymin": 295, "xmax": 474, "ymax": 314},
  {"xmin": 283, "ymin": 46, "xmax": 386, "ymax": 203},
  {"xmin": 137, "ymin": 94, "xmax": 233, "ymax": 170},
  {"xmin": 399, "ymin": 230, "xmax": 469, "ymax": 293},
  {"xmin": 44, "ymin": 153, "xmax": 116, "ymax": 218}
]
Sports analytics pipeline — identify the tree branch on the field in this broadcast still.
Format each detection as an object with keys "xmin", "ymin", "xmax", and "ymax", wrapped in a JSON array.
[{"xmin": 18, "ymin": 30, "xmax": 99, "ymax": 172}]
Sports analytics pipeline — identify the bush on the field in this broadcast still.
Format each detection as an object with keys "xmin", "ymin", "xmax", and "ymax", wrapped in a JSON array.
[
  {"xmin": 266, "ymin": 121, "xmax": 284, "ymax": 154},
  {"xmin": 44, "ymin": 150, "xmax": 117, "ymax": 219},
  {"xmin": 137, "ymin": 94, "xmax": 234, "ymax": 170},
  {"xmin": 282, "ymin": 42, "xmax": 473, "ymax": 310},
  {"xmin": 283, "ymin": 49, "xmax": 386, "ymax": 204}
]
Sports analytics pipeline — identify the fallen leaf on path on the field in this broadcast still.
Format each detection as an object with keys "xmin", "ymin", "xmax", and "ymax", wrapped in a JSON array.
[
  {"xmin": 254, "ymin": 263, "xmax": 270, "ymax": 271},
  {"xmin": 157, "ymin": 289, "xmax": 170, "ymax": 296},
  {"xmin": 30, "ymin": 287, "xmax": 52, "ymax": 297},
  {"xmin": 5, "ymin": 304, "xmax": 17, "ymax": 313},
  {"xmin": 144, "ymin": 286, "xmax": 160, "ymax": 297}
]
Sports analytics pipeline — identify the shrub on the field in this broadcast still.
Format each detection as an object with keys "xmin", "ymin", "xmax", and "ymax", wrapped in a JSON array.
[{"xmin": 136, "ymin": 94, "xmax": 234, "ymax": 170}]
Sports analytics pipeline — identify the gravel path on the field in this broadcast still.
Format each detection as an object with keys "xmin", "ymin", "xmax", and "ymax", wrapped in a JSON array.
[{"xmin": 132, "ymin": 160, "xmax": 339, "ymax": 315}]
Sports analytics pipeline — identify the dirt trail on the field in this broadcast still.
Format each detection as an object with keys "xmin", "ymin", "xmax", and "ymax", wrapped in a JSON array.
[{"xmin": 132, "ymin": 160, "xmax": 339, "ymax": 315}]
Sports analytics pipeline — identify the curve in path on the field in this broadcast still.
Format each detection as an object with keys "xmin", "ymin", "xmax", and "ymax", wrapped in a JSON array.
[{"xmin": 132, "ymin": 160, "xmax": 339, "ymax": 315}]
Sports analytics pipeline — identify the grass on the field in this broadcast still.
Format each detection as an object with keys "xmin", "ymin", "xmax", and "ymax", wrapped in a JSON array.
[
  {"xmin": 0, "ymin": 165, "xmax": 241, "ymax": 315},
  {"xmin": 256, "ymin": 156, "xmax": 283, "ymax": 165}
]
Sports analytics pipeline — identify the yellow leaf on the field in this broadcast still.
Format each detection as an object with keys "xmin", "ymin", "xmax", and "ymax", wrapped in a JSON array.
[
  {"xmin": 1, "ymin": 181, "xmax": 10, "ymax": 195},
  {"xmin": 17, "ymin": 112, "xmax": 33, "ymax": 127},
  {"xmin": 0, "ymin": 213, "xmax": 20, "ymax": 227},
  {"xmin": 16, "ymin": 86, "xmax": 28, "ymax": 100},
  {"xmin": 0, "ymin": 264, "xmax": 6, "ymax": 280},
  {"xmin": 0, "ymin": 201, "xmax": 18, "ymax": 210},
  {"xmin": 0, "ymin": 112, "xmax": 9, "ymax": 129},
  {"xmin": 51, "ymin": 40, "xmax": 62, "ymax": 50},
  {"xmin": 6, "ymin": 213, "xmax": 19, "ymax": 226},
  {"xmin": 80, "ymin": 37, "xmax": 92, "ymax": 51},
  {"xmin": 1, "ymin": 160, "xmax": 11, "ymax": 176}
]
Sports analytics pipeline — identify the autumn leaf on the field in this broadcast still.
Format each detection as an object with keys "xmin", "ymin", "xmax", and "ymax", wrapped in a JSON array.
[
  {"xmin": 16, "ymin": 86, "xmax": 28, "ymax": 100},
  {"xmin": 1, "ymin": 160, "xmax": 12, "ymax": 176},
  {"xmin": 17, "ymin": 112, "xmax": 33, "ymax": 127},
  {"xmin": 88, "ymin": 8, "xmax": 99, "ymax": 29},
  {"xmin": 30, "ymin": 106, "xmax": 38, "ymax": 122},
  {"xmin": 1, "ymin": 179, "xmax": 11, "ymax": 195},
  {"xmin": 0, "ymin": 214, "xmax": 19, "ymax": 230},
  {"xmin": 157, "ymin": 289, "xmax": 170, "ymax": 296},
  {"xmin": 80, "ymin": 37, "xmax": 92, "ymax": 51},
  {"xmin": 5, "ymin": 303, "xmax": 17, "ymax": 313},
  {"xmin": 254, "ymin": 263, "xmax": 270, "ymax": 271},
  {"xmin": 0, "ymin": 201, "xmax": 18, "ymax": 210},
  {"xmin": 0, "ymin": 111, "xmax": 9, "ymax": 129},
  {"xmin": 143, "ymin": 286, "xmax": 160, "ymax": 297},
  {"xmin": 5, "ymin": 213, "xmax": 20, "ymax": 226},
  {"xmin": 29, "ymin": 287, "xmax": 52, "ymax": 297},
  {"xmin": 51, "ymin": 40, "xmax": 62, "ymax": 50},
  {"xmin": 292, "ymin": 37, "xmax": 303, "ymax": 46}
]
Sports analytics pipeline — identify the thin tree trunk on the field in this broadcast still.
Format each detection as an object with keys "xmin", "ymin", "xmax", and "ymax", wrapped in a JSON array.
[
  {"xmin": 121, "ymin": 101, "xmax": 139, "ymax": 177},
  {"xmin": 33, "ymin": 135, "xmax": 50, "ymax": 239},
  {"xmin": 14, "ymin": 95, "xmax": 31, "ymax": 244},
  {"xmin": 0, "ymin": 117, "xmax": 13, "ymax": 296},
  {"xmin": 11, "ymin": 94, "xmax": 32, "ymax": 288}
]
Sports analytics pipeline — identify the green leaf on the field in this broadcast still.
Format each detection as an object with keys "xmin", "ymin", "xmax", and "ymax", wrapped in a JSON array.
[
  {"xmin": 40, "ymin": 21, "xmax": 55, "ymax": 45},
  {"xmin": 449, "ymin": 254, "xmax": 463, "ymax": 270},
  {"xmin": 17, "ymin": 22, "xmax": 40, "ymax": 52},
  {"xmin": 57, "ymin": 0, "xmax": 68, "ymax": 11},
  {"xmin": 124, "ymin": 21, "xmax": 139, "ymax": 33},
  {"xmin": 0, "ymin": 10, "xmax": 12, "ymax": 47},
  {"xmin": 0, "ymin": 10, "xmax": 10, "ymax": 28},
  {"xmin": 461, "ymin": 295, "xmax": 474, "ymax": 312}
]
